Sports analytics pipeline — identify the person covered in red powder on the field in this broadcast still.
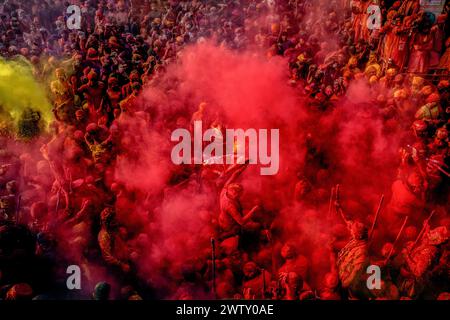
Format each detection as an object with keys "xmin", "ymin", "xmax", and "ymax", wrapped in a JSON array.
[
  {"xmin": 119, "ymin": 82, "xmax": 142, "ymax": 114},
  {"xmin": 278, "ymin": 242, "xmax": 309, "ymax": 280},
  {"xmin": 278, "ymin": 271, "xmax": 315, "ymax": 300},
  {"xmin": 218, "ymin": 162, "xmax": 260, "ymax": 253},
  {"xmin": 333, "ymin": 196, "xmax": 371, "ymax": 299},
  {"xmin": 77, "ymin": 69, "xmax": 105, "ymax": 122},
  {"xmin": 351, "ymin": 0, "xmax": 372, "ymax": 43},
  {"xmin": 407, "ymin": 14, "xmax": 436, "ymax": 74},
  {"xmin": 399, "ymin": 226, "xmax": 448, "ymax": 299},
  {"xmin": 241, "ymin": 261, "xmax": 272, "ymax": 300},
  {"xmin": 98, "ymin": 207, "xmax": 131, "ymax": 274}
]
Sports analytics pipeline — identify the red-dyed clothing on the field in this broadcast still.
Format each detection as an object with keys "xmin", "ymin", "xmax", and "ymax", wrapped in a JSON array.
[
  {"xmin": 352, "ymin": 1, "xmax": 371, "ymax": 42},
  {"xmin": 391, "ymin": 26, "xmax": 410, "ymax": 69},
  {"xmin": 390, "ymin": 180, "xmax": 420, "ymax": 215},
  {"xmin": 98, "ymin": 228, "xmax": 128, "ymax": 267},
  {"xmin": 408, "ymin": 33, "xmax": 434, "ymax": 73},
  {"xmin": 78, "ymin": 83, "xmax": 105, "ymax": 119},
  {"xmin": 219, "ymin": 190, "xmax": 243, "ymax": 233}
]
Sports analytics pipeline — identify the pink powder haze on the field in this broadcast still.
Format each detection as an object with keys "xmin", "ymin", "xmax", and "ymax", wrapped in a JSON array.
[
  {"xmin": 91, "ymin": 41, "xmax": 405, "ymax": 297},
  {"xmin": 1, "ymin": 0, "xmax": 447, "ymax": 302}
]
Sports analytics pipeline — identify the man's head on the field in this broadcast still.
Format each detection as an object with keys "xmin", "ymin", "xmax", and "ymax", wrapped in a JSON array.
[
  {"xmin": 349, "ymin": 221, "xmax": 368, "ymax": 240},
  {"xmin": 108, "ymin": 77, "xmax": 119, "ymax": 88},
  {"xmin": 87, "ymin": 71, "xmax": 98, "ymax": 83},
  {"xmin": 426, "ymin": 93, "xmax": 440, "ymax": 104},
  {"xmin": 100, "ymin": 208, "xmax": 115, "ymax": 227},
  {"xmin": 92, "ymin": 282, "xmax": 111, "ymax": 300},
  {"xmin": 6, "ymin": 180, "xmax": 16, "ymax": 193},
  {"xmin": 131, "ymin": 82, "xmax": 142, "ymax": 95},
  {"xmin": 393, "ymin": 89, "xmax": 407, "ymax": 101},
  {"xmin": 436, "ymin": 127, "xmax": 448, "ymax": 141},
  {"xmin": 129, "ymin": 70, "xmax": 140, "ymax": 82},
  {"xmin": 412, "ymin": 120, "xmax": 428, "ymax": 138},
  {"xmin": 243, "ymin": 262, "xmax": 259, "ymax": 279},
  {"xmin": 394, "ymin": 74, "xmax": 404, "ymax": 85},
  {"xmin": 281, "ymin": 243, "xmax": 297, "ymax": 260},
  {"xmin": 420, "ymin": 85, "xmax": 433, "ymax": 98},
  {"xmin": 411, "ymin": 76, "xmax": 425, "ymax": 91},
  {"xmin": 227, "ymin": 183, "xmax": 243, "ymax": 200},
  {"xmin": 87, "ymin": 47, "xmax": 98, "ymax": 59},
  {"xmin": 407, "ymin": 172, "xmax": 423, "ymax": 195},
  {"xmin": 405, "ymin": 226, "xmax": 418, "ymax": 242},
  {"xmin": 386, "ymin": 68, "xmax": 397, "ymax": 79},
  {"xmin": 75, "ymin": 109, "xmax": 86, "ymax": 122},
  {"xmin": 198, "ymin": 102, "xmax": 207, "ymax": 112},
  {"xmin": 381, "ymin": 242, "xmax": 393, "ymax": 258},
  {"xmin": 438, "ymin": 80, "xmax": 449, "ymax": 93}
]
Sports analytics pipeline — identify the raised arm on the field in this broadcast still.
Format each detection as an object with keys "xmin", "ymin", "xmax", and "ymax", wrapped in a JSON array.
[
  {"xmin": 222, "ymin": 161, "xmax": 250, "ymax": 188},
  {"xmin": 227, "ymin": 203, "xmax": 259, "ymax": 227},
  {"xmin": 334, "ymin": 185, "xmax": 351, "ymax": 228}
]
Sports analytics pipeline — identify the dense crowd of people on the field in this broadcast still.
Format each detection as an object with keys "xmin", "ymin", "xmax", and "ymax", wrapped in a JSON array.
[{"xmin": 0, "ymin": 0, "xmax": 449, "ymax": 300}]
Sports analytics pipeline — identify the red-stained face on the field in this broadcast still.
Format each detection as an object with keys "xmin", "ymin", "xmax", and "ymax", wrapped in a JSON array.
[
  {"xmin": 350, "ymin": 222, "xmax": 367, "ymax": 240},
  {"xmin": 281, "ymin": 244, "xmax": 295, "ymax": 259},
  {"xmin": 381, "ymin": 243, "xmax": 393, "ymax": 258},
  {"xmin": 227, "ymin": 185, "xmax": 243, "ymax": 200},
  {"xmin": 243, "ymin": 263, "xmax": 257, "ymax": 279},
  {"xmin": 408, "ymin": 174, "xmax": 423, "ymax": 195}
]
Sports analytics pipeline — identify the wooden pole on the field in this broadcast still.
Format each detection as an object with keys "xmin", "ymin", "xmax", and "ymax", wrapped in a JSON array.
[{"xmin": 369, "ymin": 194, "xmax": 385, "ymax": 242}]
